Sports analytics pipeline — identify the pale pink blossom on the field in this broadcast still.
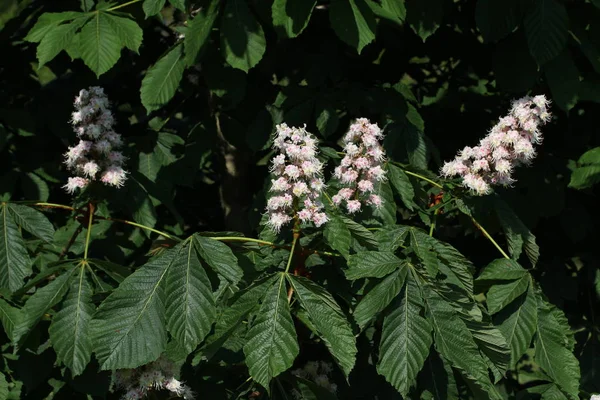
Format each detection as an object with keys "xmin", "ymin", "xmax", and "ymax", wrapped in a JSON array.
[{"xmin": 346, "ymin": 200, "xmax": 362, "ymax": 213}]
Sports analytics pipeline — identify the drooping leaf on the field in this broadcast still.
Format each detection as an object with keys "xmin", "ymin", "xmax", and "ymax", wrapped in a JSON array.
[
  {"xmin": 0, "ymin": 204, "xmax": 32, "ymax": 292},
  {"xmin": 486, "ymin": 275, "xmax": 530, "ymax": 315},
  {"xmin": 323, "ymin": 214, "xmax": 351, "ymax": 258},
  {"xmin": 91, "ymin": 246, "xmax": 181, "ymax": 370},
  {"xmin": 140, "ymin": 44, "xmax": 186, "ymax": 114},
  {"xmin": 272, "ymin": 0, "xmax": 317, "ymax": 38},
  {"xmin": 353, "ymin": 267, "xmax": 406, "ymax": 329},
  {"xmin": 165, "ymin": 241, "xmax": 215, "ymax": 353},
  {"xmin": 524, "ymin": 0, "xmax": 568, "ymax": 65},
  {"xmin": 12, "ymin": 268, "xmax": 75, "ymax": 344},
  {"xmin": 495, "ymin": 285, "xmax": 537, "ymax": 368},
  {"xmin": 193, "ymin": 235, "xmax": 243, "ymax": 285},
  {"xmin": 534, "ymin": 295, "xmax": 580, "ymax": 399},
  {"xmin": 418, "ymin": 352, "xmax": 459, "ymax": 400},
  {"xmin": 220, "ymin": 0, "xmax": 266, "ymax": 72},
  {"xmin": 329, "ymin": 0, "xmax": 376, "ymax": 54},
  {"xmin": 288, "ymin": 275, "xmax": 357, "ymax": 377},
  {"xmin": 184, "ymin": 0, "xmax": 220, "ymax": 66},
  {"xmin": 494, "ymin": 197, "xmax": 539, "ymax": 266},
  {"xmin": 79, "ymin": 12, "xmax": 123, "ymax": 77},
  {"xmin": 466, "ymin": 318, "xmax": 511, "ymax": 381},
  {"xmin": 0, "ymin": 298, "xmax": 21, "ymax": 342},
  {"xmin": 49, "ymin": 266, "xmax": 94, "ymax": 376},
  {"xmin": 377, "ymin": 272, "xmax": 432, "ymax": 396},
  {"xmin": 387, "ymin": 163, "xmax": 415, "ymax": 211},
  {"xmin": 423, "ymin": 287, "xmax": 501, "ymax": 398},
  {"xmin": 346, "ymin": 251, "xmax": 404, "ymax": 280},
  {"xmin": 143, "ymin": 0, "xmax": 166, "ymax": 18},
  {"xmin": 8, "ymin": 204, "xmax": 54, "ymax": 243},
  {"xmin": 243, "ymin": 275, "xmax": 299, "ymax": 390}
]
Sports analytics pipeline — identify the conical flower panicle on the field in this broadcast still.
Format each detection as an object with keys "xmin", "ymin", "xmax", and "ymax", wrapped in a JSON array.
[
  {"xmin": 441, "ymin": 95, "xmax": 551, "ymax": 195},
  {"xmin": 266, "ymin": 123, "xmax": 328, "ymax": 232},
  {"xmin": 63, "ymin": 86, "xmax": 128, "ymax": 194},
  {"xmin": 332, "ymin": 118, "xmax": 387, "ymax": 214}
]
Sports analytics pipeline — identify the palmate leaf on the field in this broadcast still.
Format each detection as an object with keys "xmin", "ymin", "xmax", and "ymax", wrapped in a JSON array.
[
  {"xmin": 0, "ymin": 204, "xmax": 32, "ymax": 292},
  {"xmin": 140, "ymin": 44, "xmax": 186, "ymax": 114},
  {"xmin": 287, "ymin": 275, "xmax": 357, "ymax": 377},
  {"xmin": 184, "ymin": 0, "xmax": 220, "ymax": 66},
  {"xmin": 377, "ymin": 272, "xmax": 432, "ymax": 396},
  {"xmin": 346, "ymin": 251, "xmax": 404, "ymax": 280},
  {"xmin": 534, "ymin": 295, "xmax": 580, "ymax": 399},
  {"xmin": 495, "ymin": 285, "xmax": 537, "ymax": 368},
  {"xmin": 423, "ymin": 286, "xmax": 501, "ymax": 399},
  {"xmin": 36, "ymin": 17, "xmax": 89, "ymax": 68},
  {"xmin": 78, "ymin": 12, "xmax": 123, "ymax": 77},
  {"xmin": 24, "ymin": 12, "xmax": 85, "ymax": 42},
  {"xmin": 90, "ymin": 245, "xmax": 183, "ymax": 370},
  {"xmin": 194, "ymin": 235, "xmax": 243, "ymax": 285},
  {"xmin": 220, "ymin": 0, "xmax": 266, "ymax": 72},
  {"xmin": 486, "ymin": 274, "xmax": 529, "ymax": 315},
  {"xmin": 272, "ymin": 0, "xmax": 317, "ymax": 38},
  {"xmin": 49, "ymin": 265, "xmax": 94, "ymax": 376},
  {"xmin": 165, "ymin": 240, "xmax": 215, "ymax": 354},
  {"xmin": 329, "ymin": 0, "xmax": 376, "ymax": 54},
  {"xmin": 353, "ymin": 266, "xmax": 407, "ymax": 330},
  {"xmin": 8, "ymin": 204, "xmax": 54, "ymax": 243},
  {"xmin": 323, "ymin": 214, "xmax": 351, "ymax": 258},
  {"xmin": 103, "ymin": 13, "xmax": 143, "ymax": 54},
  {"xmin": 243, "ymin": 274, "xmax": 299, "ymax": 390},
  {"xmin": 13, "ymin": 267, "xmax": 76, "ymax": 344}
]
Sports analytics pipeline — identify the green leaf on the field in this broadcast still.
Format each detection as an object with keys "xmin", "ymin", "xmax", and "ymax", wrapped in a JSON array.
[
  {"xmin": 8, "ymin": 204, "xmax": 54, "ymax": 243},
  {"xmin": 104, "ymin": 13, "xmax": 143, "ymax": 54},
  {"xmin": 272, "ymin": 0, "xmax": 317, "ymax": 38},
  {"xmin": 346, "ymin": 251, "xmax": 404, "ymax": 280},
  {"xmin": 377, "ymin": 272, "xmax": 432, "ymax": 396},
  {"xmin": 409, "ymin": 229, "xmax": 439, "ymax": 278},
  {"xmin": 24, "ymin": 12, "xmax": 85, "ymax": 43},
  {"xmin": 366, "ymin": 0, "xmax": 405, "ymax": 26},
  {"xmin": 140, "ymin": 44, "xmax": 186, "ymax": 114},
  {"xmin": 323, "ymin": 214, "xmax": 351, "ymax": 258},
  {"xmin": 243, "ymin": 275, "xmax": 299, "ymax": 390},
  {"xmin": 88, "ymin": 259, "xmax": 130, "ymax": 283},
  {"xmin": 329, "ymin": 0, "xmax": 376, "ymax": 54},
  {"xmin": 475, "ymin": 0, "xmax": 521, "ymax": 43},
  {"xmin": 91, "ymin": 247, "xmax": 181, "ymax": 370},
  {"xmin": 0, "ymin": 298, "xmax": 21, "ymax": 342},
  {"xmin": 406, "ymin": 0, "xmax": 444, "ymax": 41},
  {"xmin": 387, "ymin": 164, "xmax": 415, "ymax": 211},
  {"xmin": 339, "ymin": 215, "xmax": 379, "ymax": 250},
  {"xmin": 486, "ymin": 275, "xmax": 529, "ymax": 314},
  {"xmin": 288, "ymin": 275, "xmax": 357, "ymax": 377},
  {"xmin": 184, "ymin": 0, "xmax": 219, "ymax": 66},
  {"xmin": 169, "ymin": 0, "xmax": 186, "ymax": 10},
  {"xmin": 493, "ymin": 30, "xmax": 538, "ymax": 93},
  {"xmin": 49, "ymin": 266, "xmax": 94, "ymax": 376},
  {"xmin": 476, "ymin": 258, "xmax": 527, "ymax": 283},
  {"xmin": 569, "ymin": 147, "xmax": 600, "ymax": 189},
  {"xmin": 534, "ymin": 296, "xmax": 580, "ymax": 399},
  {"xmin": 220, "ymin": 0, "xmax": 266, "ymax": 72},
  {"xmin": 193, "ymin": 235, "xmax": 243, "ymax": 285},
  {"xmin": 0, "ymin": 204, "xmax": 31, "ymax": 293},
  {"xmin": 544, "ymin": 50, "xmax": 579, "ymax": 112},
  {"xmin": 418, "ymin": 353, "xmax": 459, "ymax": 400},
  {"xmin": 12, "ymin": 268, "xmax": 75, "ymax": 344},
  {"xmin": 143, "ymin": 0, "xmax": 166, "ymax": 18},
  {"xmin": 466, "ymin": 319, "xmax": 511, "ymax": 381},
  {"xmin": 315, "ymin": 99, "xmax": 339, "ymax": 138},
  {"xmin": 79, "ymin": 12, "xmax": 123, "ymax": 77},
  {"xmin": 495, "ymin": 285, "xmax": 537, "ymax": 368},
  {"xmin": 36, "ymin": 17, "xmax": 88, "ymax": 67},
  {"xmin": 375, "ymin": 225, "xmax": 409, "ymax": 252},
  {"xmin": 353, "ymin": 267, "xmax": 406, "ymax": 329},
  {"xmin": 423, "ymin": 287, "xmax": 501, "ymax": 398},
  {"xmin": 524, "ymin": 0, "xmax": 568, "ymax": 65},
  {"xmin": 494, "ymin": 198, "xmax": 539, "ymax": 266},
  {"xmin": 372, "ymin": 179, "xmax": 397, "ymax": 225},
  {"xmin": 165, "ymin": 241, "xmax": 216, "ymax": 353}
]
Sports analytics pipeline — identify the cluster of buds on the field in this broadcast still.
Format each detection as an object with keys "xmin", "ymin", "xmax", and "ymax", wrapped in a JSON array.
[
  {"xmin": 441, "ymin": 95, "xmax": 551, "ymax": 195},
  {"xmin": 332, "ymin": 118, "xmax": 386, "ymax": 213},
  {"xmin": 266, "ymin": 124, "xmax": 328, "ymax": 232},
  {"xmin": 63, "ymin": 86, "xmax": 128, "ymax": 194},
  {"xmin": 112, "ymin": 355, "xmax": 194, "ymax": 400},
  {"xmin": 291, "ymin": 361, "xmax": 337, "ymax": 396}
]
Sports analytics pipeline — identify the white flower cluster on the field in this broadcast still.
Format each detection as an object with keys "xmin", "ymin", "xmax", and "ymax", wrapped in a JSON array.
[
  {"xmin": 266, "ymin": 123, "xmax": 328, "ymax": 232},
  {"xmin": 441, "ymin": 95, "xmax": 551, "ymax": 195},
  {"xmin": 112, "ymin": 355, "xmax": 194, "ymax": 400},
  {"xmin": 332, "ymin": 118, "xmax": 386, "ymax": 213},
  {"xmin": 292, "ymin": 361, "xmax": 337, "ymax": 396},
  {"xmin": 63, "ymin": 86, "xmax": 127, "ymax": 194}
]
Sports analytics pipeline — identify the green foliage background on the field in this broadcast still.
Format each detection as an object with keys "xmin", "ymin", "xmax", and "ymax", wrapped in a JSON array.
[{"xmin": 0, "ymin": 0, "xmax": 599, "ymax": 398}]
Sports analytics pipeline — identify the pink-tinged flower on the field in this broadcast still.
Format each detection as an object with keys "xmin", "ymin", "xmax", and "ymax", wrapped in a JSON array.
[
  {"xmin": 346, "ymin": 200, "xmax": 362, "ymax": 213},
  {"xmin": 312, "ymin": 212, "xmax": 328, "ymax": 227},
  {"xmin": 332, "ymin": 194, "xmax": 343, "ymax": 205},
  {"xmin": 271, "ymin": 177, "xmax": 290, "ymax": 192},
  {"xmin": 472, "ymin": 159, "xmax": 490, "ymax": 172},
  {"xmin": 267, "ymin": 212, "xmax": 292, "ymax": 232},
  {"xmin": 341, "ymin": 169, "xmax": 359, "ymax": 183},
  {"xmin": 353, "ymin": 157, "xmax": 371, "ymax": 170},
  {"xmin": 357, "ymin": 180, "xmax": 374, "ymax": 193},
  {"xmin": 293, "ymin": 182, "xmax": 310, "ymax": 197},
  {"xmin": 338, "ymin": 188, "xmax": 355, "ymax": 199},
  {"xmin": 367, "ymin": 194, "xmax": 383, "ymax": 208},
  {"xmin": 368, "ymin": 165, "xmax": 386, "ymax": 181},
  {"xmin": 284, "ymin": 164, "xmax": 301, "ymax": 180},
  {"xmin": 494, "ymin": 159, "xmax": 512, "ymax": 175},
  {"xmin": 82, "ymin": 161, "xmax": 100, "ymax": 178},
  {"xmin": 63, "ymin": 177, "xmax": 89, "ymax": 194},
  {"xmin": 101, "ymin": 166, "xmax": 127, "ymax": 188}
]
